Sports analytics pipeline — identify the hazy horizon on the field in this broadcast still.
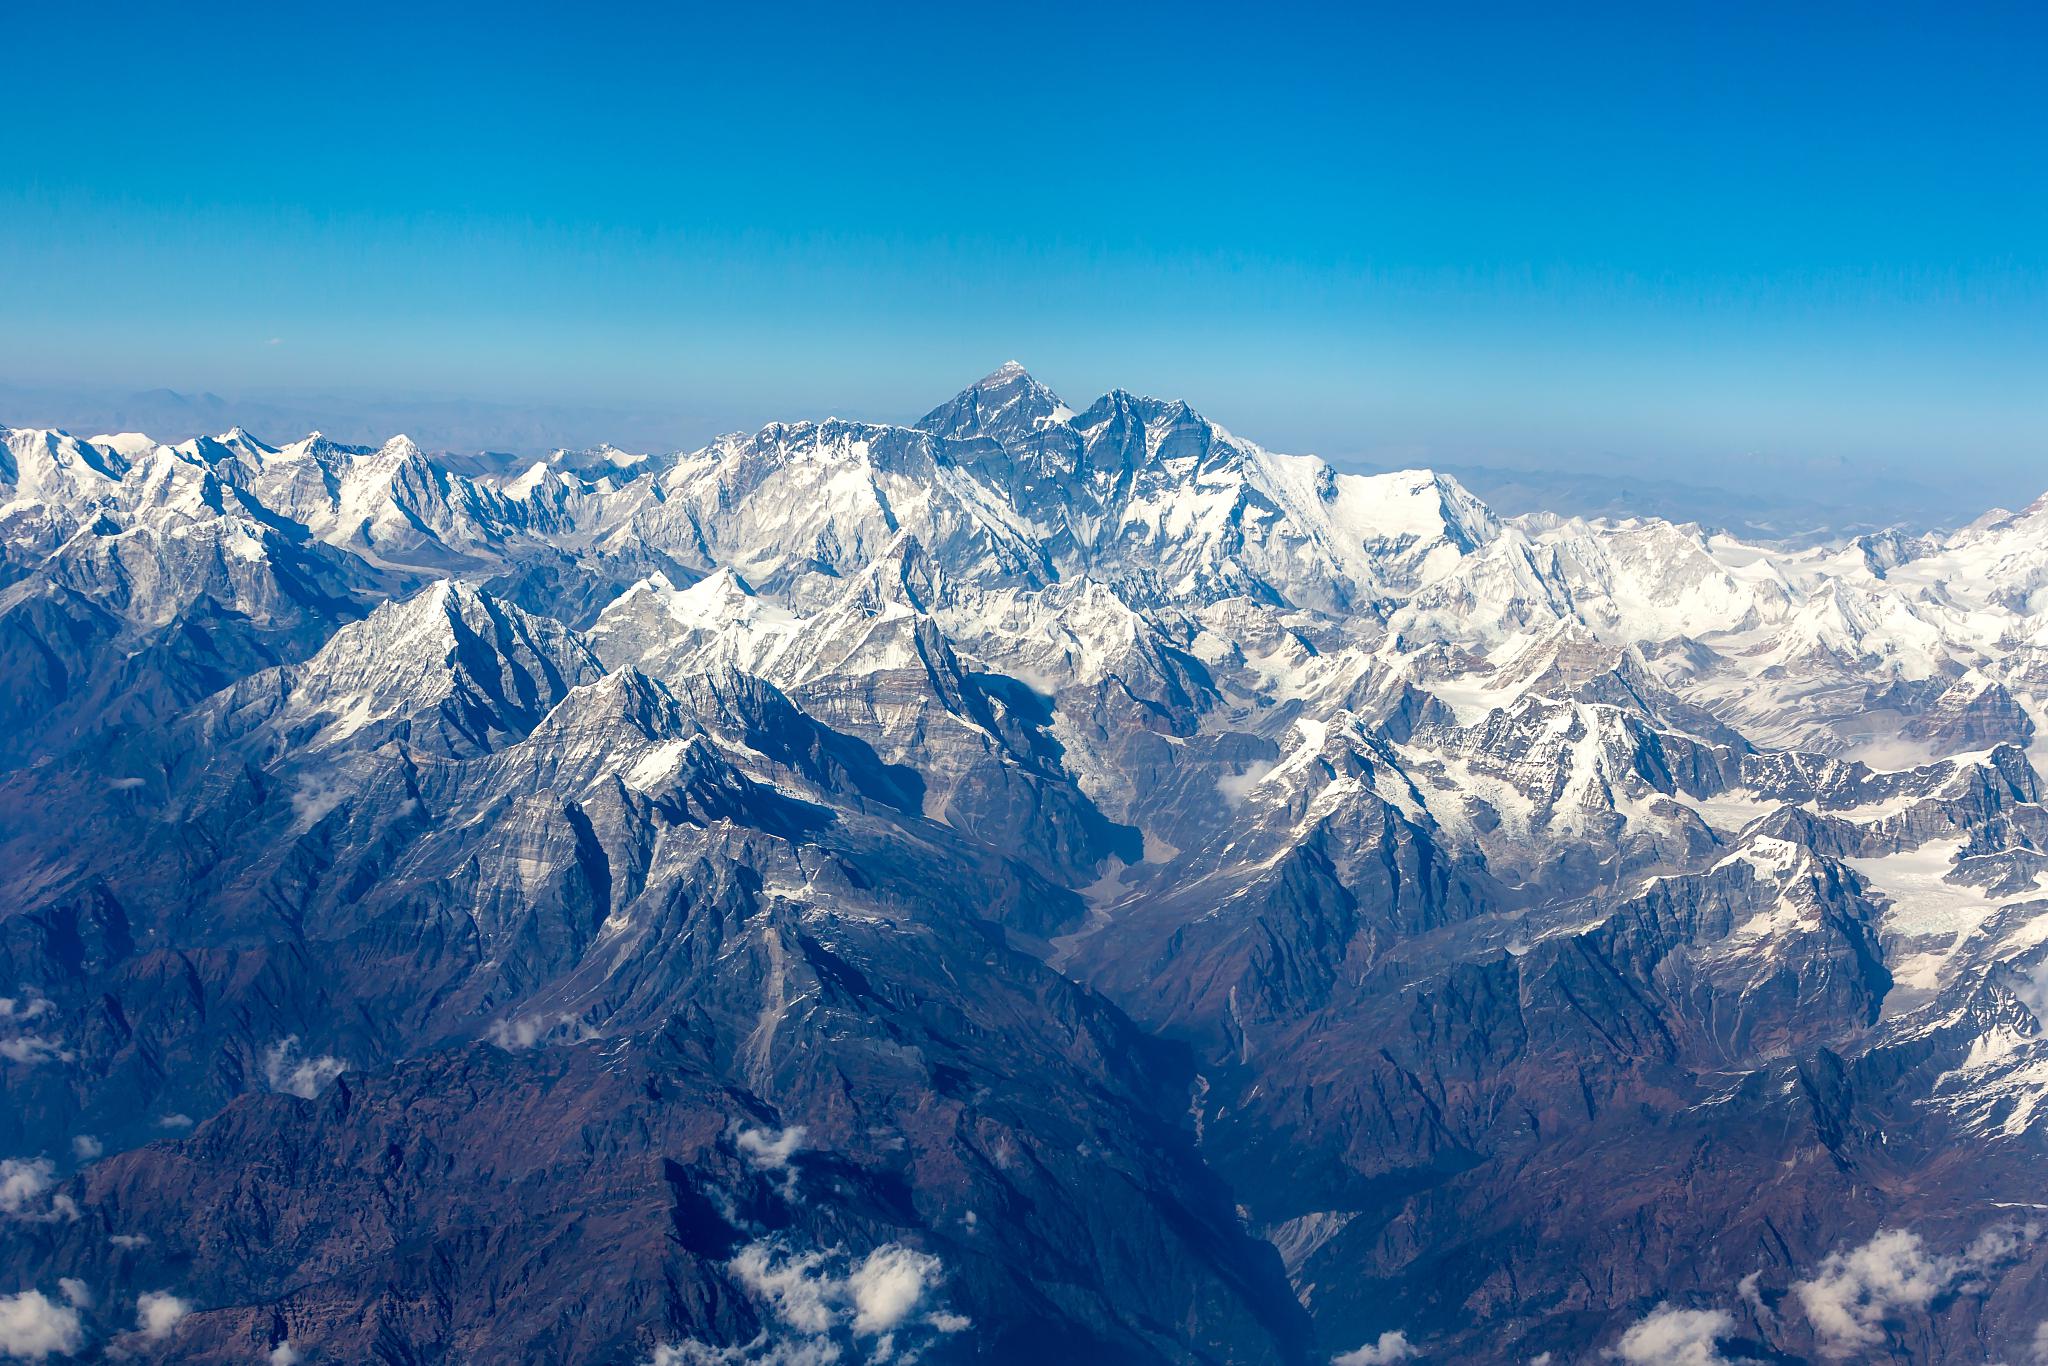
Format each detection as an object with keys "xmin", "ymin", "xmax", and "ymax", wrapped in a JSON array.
[
  {"xmin": 6, "ymin": 2, "xmax": 2043, "ymax": 535},
  {"xmin": 0, "ymin": 365, "xmax": 2020, "ymax": 540}
]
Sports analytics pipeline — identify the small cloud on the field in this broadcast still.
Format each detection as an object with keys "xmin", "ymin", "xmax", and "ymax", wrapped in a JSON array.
[
  {"xmin": 0, "ymin": 1158, "xmax": 57, "ymax": 1215},
  {"xmin": 1794, "ymin": 1228, "xmax": 1946, "ymax": 1354},
  {"xmin": 266, "ymin": 337, "xmax": 283, "ymax": 347},
  {"xmin": 262, "ymin": 1036, "xmax": 348, "ymax": 1099},
  {"xmin": 647, "ymin": 1334, "xmax": 845, "ymax": 1365},
  {"xmin": 1335, "ymin": 1330, "xmax": 1418, "ymax": 1365},
  {"xmin": 732, "ymin": 1243, "xmax": 838, "ymax": 1335},
  {"xmin": 486, "ymin": 1012, "xmax": 594, "ymax": 1050},
  {"xmin": 0, "ymin": 993, "xmax": 54, "ymax": 1021},
  {"xmin": 55, "ymin": 1280, "xmax": 89, "ymax": 1310},
  {"xmin": 651, "ymin": 1335, "xmax": 884, "ymax": 1366},
  {"xmin": 155, "ymin": 1114, "xmax": 194, "ymax": 1131},
  {"xmin": 668, "ymin": 1237, "xmax": 964, "ymax": 1363},
  {"xmin": 650, "ymin": 1346, "xmax": 764, "ymax": 1366},
  {"xmin": 1611, "ymin": 1305, "xmax": 1741, "ymax": 1366},
  {"xmin": 269, "ymin": 1342, "xmax": 302, "ymax": 1365},
  {"xmin": 737, "ymin": 1124, "xmax": 806, "ymax": 1177},
  {"xmin": 1, "ymin": 994, "xmax": 69, "ymax": 1065},
  {"xmin": 70, "ymin": 1136, "xmax": 102, "ymax": 1163},
  {"xmin": 289, "ymin": 773, "xmax": 356, "ymax": 829},
  {"xmin": 0, "ymin": 1288, "xmax": 85, "ymax": 1360},
  {"xmin": 109, "ymin": 1234, "xmax": 149, "ymax": 1250},
  {"xmin": 847, "ymin": 1244, "xmax": 944, "ymax": 1337},
  {"xmin": 135, "ymin": 1290, "xmax": 191, "ymax": 1340},
  {"xmin": 0, "ymin": 1035, "xmax": 72, "ymax": 1065},
  {"xmin": 1792, "ymin": 1224, "xmax": 2034, "ymax": 1356},
  {"xmin": 1734, "ymin": 1270, "xmax": 1772, "ymax": 1329},
  {"xmin": 0, "ymin": 1157, "xmax": 79, "ymax": 1223}
]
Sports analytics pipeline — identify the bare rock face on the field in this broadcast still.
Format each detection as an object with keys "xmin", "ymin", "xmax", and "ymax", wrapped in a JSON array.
[{"xmin": 4, "ymin": 378, "xmax": 2048, "ymax": 1363}]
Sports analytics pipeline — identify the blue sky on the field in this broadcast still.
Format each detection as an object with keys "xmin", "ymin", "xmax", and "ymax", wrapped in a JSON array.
[{"xmin": 4, "ymin": 1, "xmax": 2044, "ymax": 515}]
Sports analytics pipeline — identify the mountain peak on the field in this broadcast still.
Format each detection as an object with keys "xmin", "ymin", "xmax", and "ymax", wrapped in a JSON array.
[
  {"xmin": 209, "ymin": 425, "xmax": 279, "ymax": 459},
  {"xmin": 917, "ymin": 363, "xmax": 1069, "ymax": 441},
  {"xmin": 849, "ymin": 531, "xmax": 944, "ymax": 615}
]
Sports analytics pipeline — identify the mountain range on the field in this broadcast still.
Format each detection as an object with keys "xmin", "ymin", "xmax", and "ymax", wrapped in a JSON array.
[{"xmin": 3, "ymin": 363, "xmax": 2047, "ymax": 1364}]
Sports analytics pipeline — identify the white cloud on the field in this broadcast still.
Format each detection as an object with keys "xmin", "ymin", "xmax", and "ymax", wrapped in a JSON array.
[
  {"xmin": 108, "ymin": 1234, "xmax": 149, "ymax": 1250},
  {"xmin": 1792, "ymin": 1225, "xmax": 2033, "ymax": 1356},
  {"xmin": 54, "ymin": 1281, "xmax": 88, "ymax": 1310},
  {"xmin": 733, "ymin": 1244, "xmax": 840, "ymax": 1335},
  {"xmin": 0, "ymin": 1035, "xmax": 71, "ymax": 1065},
  {"xmin": 0, "ymin": 1290, "xmax": 84, "ymax": 1360},
  {"xmin": 1734, "ymin": 1271, "xmax": 1772, "ymax": 1331},
  {"xmin": 69, "ymin": 1136, "xmax": 101, "ymax": 1163},
  {"xmin": 486, "ymin": 1012, "xmax": 595, "ymax": 1050},
  {"xmin": 155, "ymin": 1114, "xmax": 194, "ymax": 1131},
  {"xmin": 688, "ymin": 1237, "xmax": 967, "ymax": 1363},
  {"xmin": 0, "ymin": 1158, "xmax": 79, "ymax": 1223},
  {"xmin": 269, "ymin": 1342, "xmax": 302, "ymax": 1364},
  {"xmin": 135, "ymin": 1290, "xmax": 191, "ymax": 1339},
  {"xmin": 847, "ymin": 1245, "xmax": 942, "ymax": 1337},
  {"xmin": 1611, "ymin": 1305, "xmax": 1740, "ymax": 1366},
  {"xmin": 262, "ymin": 1037, "xmax": 347, "ymax": 1099},
  {"xmin": 0, "ymin": 1159, "xmax": 57, "ymax": 1216},
  {"xmin": 2030, "ymin": 1320, "xmax": 2048, "ymax": 1365},
  {"xmin": 0, "ymin": 995, "xmax": 65, "ymax": 1064},
  {"xmin": 1335, "ymin": 1330, "xmax": 1417, "ymax": 1365},
  {"xmin": 738, "ymin": 1125, "xmax": 807, "ymax": 1175},
  {"xmin": 649, "ymin": 1337, "xmax": 843, "ymax": 1365},
  {"xmin": 736, "ymin": 1124, "xmax": 808, "ymax": 1200}
]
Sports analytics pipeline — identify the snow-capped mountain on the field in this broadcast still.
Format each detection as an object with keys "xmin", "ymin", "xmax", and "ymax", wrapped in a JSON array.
[{"xmin": 2, "ymin": 366, "xmax": 2047, "ymax": 1364}]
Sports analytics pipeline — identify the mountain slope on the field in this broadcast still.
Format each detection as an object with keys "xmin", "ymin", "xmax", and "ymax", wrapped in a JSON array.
[{"xmin": 2, "ymin": 370, "xmax": 2047, "ymax": 1364}]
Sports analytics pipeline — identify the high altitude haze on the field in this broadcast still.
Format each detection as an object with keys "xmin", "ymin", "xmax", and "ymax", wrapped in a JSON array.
[{"xmin": 4, "ymin": 1, "xmax": 2044, "ymax": 525}]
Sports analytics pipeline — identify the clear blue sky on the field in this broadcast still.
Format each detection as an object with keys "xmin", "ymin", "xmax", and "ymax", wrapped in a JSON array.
[{"xmin": 4, "ymin": 1, "xmax": 2044, "ymax": 503}]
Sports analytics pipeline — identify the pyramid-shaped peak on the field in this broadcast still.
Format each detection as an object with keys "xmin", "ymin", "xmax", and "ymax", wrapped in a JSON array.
[
  {"xmin": 346, "ymin": 579, "xmax": 604, "ymax": 683},
  {"xmin": 362, "ymin": 578, "xmax": 520, "ymax": 643},
  {"xmin": 653, "ymin": 564, "xmax": 795, "ymax": 635},
  {"xmin": 674, "ymin": 564, "xmax": 759, "ymax": 607},
  {"xmin": 209, "ymin": 425, "xmax": 279, "ymax": 458},
  {"xmin": 917, "ymin": 362, "xmax": 1069, "ymax": 441},
  {"xmin": 277, "ymin": 578, "xmax": 605, "ymax": 758},
  {"xmin": 983, "ymin": 359, "xmax": 1033, "ymax": 383}
]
